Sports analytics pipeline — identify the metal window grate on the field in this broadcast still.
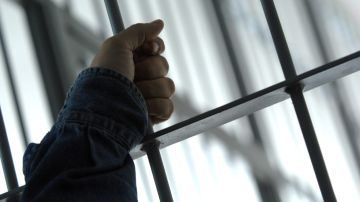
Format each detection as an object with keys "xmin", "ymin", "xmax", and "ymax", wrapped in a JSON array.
[{"xmin": 1, "ymin": 0, "xmax": 360, "ymax": 201}]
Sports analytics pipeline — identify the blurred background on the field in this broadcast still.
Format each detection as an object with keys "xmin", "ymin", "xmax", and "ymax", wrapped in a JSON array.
[{"xmin": 1, "ymin": 0, "xmax": 360, "ymax": 201}]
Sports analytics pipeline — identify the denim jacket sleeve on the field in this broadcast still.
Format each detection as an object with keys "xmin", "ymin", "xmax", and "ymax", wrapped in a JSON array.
[{"xmin": 20, "ymin": 68, "xmax": 149, "ymax": 202}]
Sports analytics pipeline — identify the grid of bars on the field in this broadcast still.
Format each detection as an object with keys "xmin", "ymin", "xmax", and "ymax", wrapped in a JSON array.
[{"xmin": 1, "ymin": 0, "xmax": 360, "ymax": 201}]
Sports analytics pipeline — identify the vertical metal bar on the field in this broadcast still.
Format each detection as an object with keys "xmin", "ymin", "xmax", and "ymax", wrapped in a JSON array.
[
  {"xmin": 260, "ymin": 0, "xmax": 337, "ymax": 201},
  {"xmin": 0, "ymin": 107, "xmax": 18, "ymax": 190},
  {"xmin": 104, "ymin": 0, "xmax": 125, "ymax": 34},
  {"xmin": 0, "ymin": 12, "xmax": 29, "ymax": 147},
  {"xmin": 103, "ymin": 1, "xmax": 173, "ymax": 201},
  {"xmin": 260, "ymin": 0, "xmax": 297, "ymax": 79},
  {"xmin": 143, "ymin": 141, "xmax": 173, "ymax": 202}
]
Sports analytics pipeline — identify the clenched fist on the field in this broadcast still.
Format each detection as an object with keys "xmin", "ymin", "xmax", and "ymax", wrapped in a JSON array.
[{"xmin": 91, "ymin": 20, "xmax": 175, "ymax": 124}]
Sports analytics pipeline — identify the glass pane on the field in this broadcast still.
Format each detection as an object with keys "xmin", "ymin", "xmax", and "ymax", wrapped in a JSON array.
[
  {"xmin": 69, "ymin": 0, "xmax": 111, "ymax": 36},
  {"xmin": 0, "ymin": 0, "xmax": 53, "ymax": 143},
  {"xmin": 0, "ymin": 3, "xmax": 25, "ymax": 188},
  {"xmin": 0, "ymin": 161, "xmax": 7, "ymax": 193},
  {"xmin": 274, "ymin": 0, "xmax": 325, "ymax": 73},
  {"xmin": 305, "ymin": 75, "xmax": 360, "ymax": 201},
  {"xmin": 0, "ymin": 0, "xmax": 53, "ymax": 188},
  {"xmin": 275, "ymin": 0, "xmax": 360, "ymax": 73},
  {"xmin": 313, "ymin": 0, "xmax": 360, "ymax": 60},
  {"xmin": 219, "ymin": 0, "xmax": 285, "ymax": 92},
  {"xmin": 161, "ymin": 120, "xmax": 261, "ymax": 202},
  {"xmin": 134, "ymin": 157, "xmax": 158, "ymax": 202},
  {"xmin": 1, "ymin": 0, "xmax": 359, "ymax": 201},
  {"xmin": 255, "ymin": 100, "xmax": 321, "ymax": 201}
]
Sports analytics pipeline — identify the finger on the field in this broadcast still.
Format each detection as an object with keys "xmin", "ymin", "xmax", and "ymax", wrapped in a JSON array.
[
  {"xmin": 134, "ymin": 56, "xmax": 169, "ymax": 80},
  {"xmin": 139, "ymin": 37, "xmax": 165, "ymax": 55},
  {"xmin": 155, "ymin": 37, "xmax": 165, "ymax": 53},
  {"xmin": 118, "ymin": 19, "xmax": 164, "ymax": 50},
  {"xmin": 150, "ymin": 116, "xmax": 168, "ymax": 124},
  {"xmin": 146, "ymin": 98, "xmax": 174, "ymax": 120},
  {"xmin": 133, "ymin": 38, "xmax": 165, "ymax": 63},
  {"xmin": 136, "ymin": 78, "xmax": 175, "ymax": 98}
]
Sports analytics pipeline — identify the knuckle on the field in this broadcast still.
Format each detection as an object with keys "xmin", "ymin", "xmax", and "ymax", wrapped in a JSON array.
[
  {"xmin": 143, "ymin": 56, "xmax": 169, "ymax": 76},
  {"xmin": 167, "ymin": 77, "xmax": 175, "ymax": 87},
  {"xmin": 129, "ymin": 23, "xmax": 146, "ymax": 43},
  {"xmin": 139, "ymin": 58, "xmax": 151, "ymax": 68},
  {"xmin": 158, "ymin": 56, "xmax": 169, "ymax": 72},
  {"xmin": 103, "ymin": 36, "xmax": 126, "ymax": 48},
  {"xmin": 156, "ymin": 37, "xmax": 165, "ymax": 51},
  {"xmin": 103, "ymin": 36, "xmax": 116, "ymax": 47},
  {"xmin": 165, "ymin": 78, "xmax": 175, "ymax": 94},
  {"xmin": 129, "ymin": 23, "xmax": 144, "ymax": 32},
  {"xmin": 165, "ymin": 99, "xmax": 174, "ymax": 117},
  {"xmin": 159, "ymin": 77, "xmax": 168, "ymax": 86},
  {"xmin": 148, "ymin": 98, "xmax": 173, "ymax": 120}
]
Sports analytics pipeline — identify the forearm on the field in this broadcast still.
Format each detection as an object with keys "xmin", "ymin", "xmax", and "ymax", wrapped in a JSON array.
[{"xmin": 21, "ymin": 68, "xmax": 148, "ymax": 202}]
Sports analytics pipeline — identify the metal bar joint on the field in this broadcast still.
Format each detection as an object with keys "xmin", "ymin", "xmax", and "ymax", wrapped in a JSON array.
[{"xmin": 142, "ymin": 141, "xmax": 173, "ymax": 202}]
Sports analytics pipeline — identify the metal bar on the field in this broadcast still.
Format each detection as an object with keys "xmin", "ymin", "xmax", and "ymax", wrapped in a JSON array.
[
  {"xmin": 287, "ymin": 85, "xmax": 336, "ymax": 200},
  {"xmin": 103, "ymin": 1, "xmax": 173, "ymax": 201},
  {"xmin": 260, "ymin": 0, "xmax": 336, "ymax": 201},
  {"xmin": 0, "ymin": 107, "xmax": 18, "ymax": 190},
  {"xmin": 259, "ymin": 0, "xmax": 297, "ymax": 79},
  {"xmin": 1, "ymin": 11, "xmax": 359, "ymax": 200},
  {"xmin": 0, "ymin": 185, "xmax": 24, "ymax": 201},
  {"xmin": 142, "ymin": 142, "xmax": 173, "ymax": 202},
  {"xmin": 130, "ymin": 51, "xmax": 360, "ymax": 159},
  {"xmin": 104, "ymin": 0, "xmax": 125, "ymax": 34},
  {"xmin": 0, "ymin": 12, "xmax": 29, "ymax": 147}
]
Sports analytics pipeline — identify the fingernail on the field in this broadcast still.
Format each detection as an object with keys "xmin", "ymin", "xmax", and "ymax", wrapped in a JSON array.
[
  {"xmin": 151, "ymin": 19, "xmax": 164, "ymax": 27},
  {"xmin": 151, "ymin": 19, "xmax": 162, "ymax": 24},
  {"xmin": 152, "ymin": 41, "xmax": 160, "ymax": 54}
]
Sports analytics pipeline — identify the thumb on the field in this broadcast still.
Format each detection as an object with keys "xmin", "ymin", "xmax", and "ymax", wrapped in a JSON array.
[{"xmin": 119, "ymin": 19, "xmax": 164, "ymax": 50}]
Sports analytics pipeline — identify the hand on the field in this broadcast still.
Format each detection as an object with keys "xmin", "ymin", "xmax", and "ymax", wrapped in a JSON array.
[{"xmin": 90, "ymin": 20, "xmax": 175, "ymax": 124}]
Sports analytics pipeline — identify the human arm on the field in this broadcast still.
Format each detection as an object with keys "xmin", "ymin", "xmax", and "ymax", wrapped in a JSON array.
[{"xmin": 21, "ymin": 20, "xmax": 174, "ymax": 202}]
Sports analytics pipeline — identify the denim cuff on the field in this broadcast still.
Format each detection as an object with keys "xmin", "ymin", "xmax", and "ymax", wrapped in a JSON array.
[{"xmin": 56, "ymin": 68, "xmax": 149, "ymax": 150}]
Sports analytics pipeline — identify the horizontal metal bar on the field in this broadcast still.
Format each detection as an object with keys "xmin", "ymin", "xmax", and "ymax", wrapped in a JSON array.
[
  {"xmin": 130, "ymin": 51, "xmax": 360, "ymax": 158},
  {"xmin": 0, "ymin": 185, "xmax": 24, "ymax": 200},
  {"xmin": 2, "ymin": 47, "xmax": 358, "ymax": 202}
]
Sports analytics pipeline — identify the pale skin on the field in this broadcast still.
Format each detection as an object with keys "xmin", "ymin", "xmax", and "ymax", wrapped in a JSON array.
[{"xmin": 91, "ymin": 20, "xmax": 175, "ymax": 124}]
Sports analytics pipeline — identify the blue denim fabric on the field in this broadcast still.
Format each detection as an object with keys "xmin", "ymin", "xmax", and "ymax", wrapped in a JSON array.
[{"xmin": 21, "ymin": 68, "xmax": 149, "ymax": 202}]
